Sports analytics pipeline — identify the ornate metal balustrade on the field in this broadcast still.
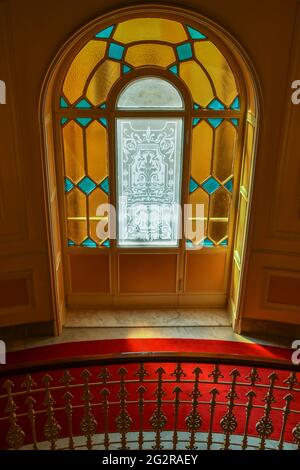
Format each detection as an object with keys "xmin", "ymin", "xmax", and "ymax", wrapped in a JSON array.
[{"xmin": 0, "ymin": 352, "xmax": 299, "ymax": 450}]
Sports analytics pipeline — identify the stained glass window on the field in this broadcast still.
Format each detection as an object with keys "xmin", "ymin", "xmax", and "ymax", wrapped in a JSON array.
[{"xmin": 59, "ymin": 16, "xmax": 241, "ymax": 249}]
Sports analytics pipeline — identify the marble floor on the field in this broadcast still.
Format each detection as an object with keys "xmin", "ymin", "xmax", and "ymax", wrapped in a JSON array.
[{"xmin": 5, "ymin": 308, "xmax": 292, "ymax": 352}]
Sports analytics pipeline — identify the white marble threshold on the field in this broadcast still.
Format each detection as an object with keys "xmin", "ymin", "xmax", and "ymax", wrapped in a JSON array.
[{"xmin": 65, "ymin": 308, "xmax": 231, "ymax": 328}]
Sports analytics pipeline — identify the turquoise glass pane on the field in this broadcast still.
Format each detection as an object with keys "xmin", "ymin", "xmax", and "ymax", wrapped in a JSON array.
[
  {"xmin": 61, "ymin": 117, "xmax": 69, "ymax": 126},
  {"xmin": 75, "ymin": 117, "xmax": 92, "ymax": 127},
  {"xmin": 78, "ymin": 176, "xmax": 97, "ymax": 195},
  {"xmin": 65, "ymin": 177, "xmax": 74, "ymax": 193},
  {"xmin": 230, "ymin": 96, "xmax": 240, "ymax": 110},
  {"xmin": 187, "ymin": 26, "xmax": 207, "ymax": 40},
  {"xmin": 208, "ymin": 99, "xmax": 225, "ymax": 110},
  {"xmin": 192, "ymin": 118, "xmax": 201, "ymax": 127},
  {"xmin": 193, "ymin": 103, "xmax": 200, "ymax": 109},
  {"xmin": 189, "ymin": 177, "xmax": 199, "ymax": 193},
  {"xmin": 224, "ymin": 178, "xmax": 233, "ymax": 192},
  {"xmin": 207, "ymin": 118, "xmax": 223, "ymax": 128},
  {"xmin": 81, "ymin": 238, "xmax": 97, "ymax": 248},
  {"xmin": 202, "ymin": 237, "xmax": 214, "ymax": 247},
  {"xmin": 68, "ymin": 239, "xmax": 76, "ymax": 247},
  {"xmin": 176, "ymin": 42, "xmax": 193, "ymax": 61},
  {"xmin": 168, "ymin": 65, "xmax": 178, "ymax": 75},
  {"xmin": 108, "ymin": 42, "xmax": 125, "ymax": 60},
  {"xmin": 186, "ymin": 239, "xmax": 194, "ymax": 248},
  {"xmin": 230, "ymin": 118, "xmax": 239, "ymax": 127},
  {"xmin": 102, "ymin": 239, "xmax": 110, "ymax": 248},
  {"xmin": 75, "ymin": 98, "xmax": 92, "ymax": 109},
  {"xmin": 122, "ymin": 64, "xmax": 132, "ymax": 74},
  {"xmin": 99, "ymin": 177, "xmax": 110, "ymax": 195},
  {"xmin": 201, "ymin": 177, "xmax": 220, "ymax": 194},
  {"xmin": 99, "ymin": 103, "xmax": 106, "ymax": 109},
  {"xmin": 60, "ymin": 96, "xmax": 69, "ymax": 108},
  {"xmin": 220, "ymin": 238, "xmax": 228, "ymax": 247},
  {"xmin": 95, "ymin": 25, "xmax": 114, "ymax": 38},
  {"xmin": 99, "ymin": 117, "xmax": 108, "ymax": 128}
]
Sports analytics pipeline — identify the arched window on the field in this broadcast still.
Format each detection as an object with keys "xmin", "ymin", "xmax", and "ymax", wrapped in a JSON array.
[{"xmin": 43, "ymin": 7, "xmax": 258, "ymax": 313}]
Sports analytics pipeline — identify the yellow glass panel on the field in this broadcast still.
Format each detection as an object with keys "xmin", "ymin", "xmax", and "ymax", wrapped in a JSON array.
[
  {"xmin": 89, "ymin": 188, "xmax": 109, "ymax": 244},
  {"xmin": 208, "ymin": 188, "xmax": 230, "ymax": 243},
  {"xmin": 194, "ymin": 42, "xmax": 238, "ymax": 106},
  {"xmin": 236, "ymin": 196, "xmax": 247, "ymax": 258},
  {"xmin": 188, "ymin": 188, "xmax": 209, "ymax": 236},
  {"xmin": 242, "ymin": 123, "xmax": 254, "ymax": 192},
  {"xmin": 63, "ymin": 40, "xmax": 107, "ymax": 104},
  {"xmin": 90, "ymin": 220, "xmax": 109, "ymax": 245},
  {"xmin": 67, "ymin": 220, "xmax": 87, "ymax": 245},
  {"xmin": 66, "ymin": 188, "xmax": 86, "ymax": 218},
  {"xmin": 113, "ymin": 18, "xmax": 187, "ymax": 44},
  {"xmin": 86, "ymin": 121, "xmax": 108, "ymax": 184},
  {"xmin": 213, "ymin": 120, "xmax": 237, "ymax": 182},
  {"xmin": 86, "ymin": 60, "xmax": 120, "ymax": 105},
  {"xmin": 231, "ymin": 261, "xmax": 240, "ymax": 305},
  {"xmin": 88, "ymin": 187, "xmax": 109, "ymax": 219},
  {"xmin": 191, "ymin": 121, "xmax": 213, "ymax": 183},
  {"xmin": 180, "ymin": 61, "xmax": 214, "ymax": 107},
  {"xmin": 63, "ymin": 121, "xmax": 85, "ymax": 183},
  {"xmin": 125, "ymin": 43, "xmax": 175, "ymax": 68}
]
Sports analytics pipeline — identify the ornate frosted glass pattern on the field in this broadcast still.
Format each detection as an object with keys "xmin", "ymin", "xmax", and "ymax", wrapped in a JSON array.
[
  {"xmin": 117, "ymin": 118, "xmax": 183, "ymax": 247},
  {"xmin": 117, "ymin": 77, "xmax": 184, "ymax": 109}
]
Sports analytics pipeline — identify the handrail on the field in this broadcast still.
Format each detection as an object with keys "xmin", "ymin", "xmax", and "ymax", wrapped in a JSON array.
[{"xmin": 1, "ymin": 350, "xmax": 299, "ymax": 377}]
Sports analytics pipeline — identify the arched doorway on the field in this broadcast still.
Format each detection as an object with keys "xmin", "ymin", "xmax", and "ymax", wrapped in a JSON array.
[{"xmin": 40, "ymin": 5, "xmax": 260, "ymax": 329}]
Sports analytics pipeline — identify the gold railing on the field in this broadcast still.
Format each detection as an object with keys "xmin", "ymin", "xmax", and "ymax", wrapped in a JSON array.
[{"xmin": 0, "ymin": 352, "xmax": 299, "ymax": 450}]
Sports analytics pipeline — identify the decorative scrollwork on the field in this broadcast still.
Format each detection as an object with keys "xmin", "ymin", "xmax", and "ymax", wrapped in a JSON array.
[
  {"xmin": 246, "ymin": 368, "xmax": 261, "ymax": 386},
  {"xmin": 186, "ymin": 367, "xmax": 202, "ymax": 450},
  {"xmin": 150, "ymin": 367, "xmax": 167, "ymax": 450},
  {"xmin": 208, "ymin": 364, "xmax": 224, "ymax": 384},
  {"xmin": 115, "ymin": 368, "xmax": 132, "ymax": 450},
  {"xmin": 292, "ymin": 422, "xmax": 300, "ymax": 447},
  {"xmin": 135, "ymin": 363, "xmax": 149, "ymax": 382},
  {"xmin": 171, "ymin": 363, "xmax": 186, "ymax": 382},
  {"xmin": 256, "ymin": 372, "xmax": 278, "ymax": 450},
  {"xmin": 256, "ymin": 416, "xmax": 274, "ymax": 437},
  {"xmin": 42, "ymin": 374, "xmax": 61, "ymax": 450},
  {"xmin": 80, "ymin": 370, "xmax": 97, "ymax": 450},
  {"xmin": 220, "ymin": 412, "xmax": 238, "ymax": 434}
]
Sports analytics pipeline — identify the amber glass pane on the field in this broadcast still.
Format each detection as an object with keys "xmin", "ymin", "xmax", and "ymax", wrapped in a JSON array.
[
  {"xmin": 180, "ymin": 61, "xmax": 214, "ymax": 107},
  {"xmin": 90, "ymin": 220, "xmax": 109, "ymax": 245},
  {"xmin": 242, "ymin": 123, "xmax": 254, "ymax": 192},
  {"xmin": 125, "ymin": 43, "xmax": 175, "ymax": 68},
  {"xmin": 86, "ymin": 60, "xmax": 120, "ymax": 105},
  {"xmin": 86, "ymin": 121, "xmax": 108, "ymax": 184},
  {"xmin": 188, "ymin": 188, "xmax": 209, "ymax": 237},
  {"xmin": 88, "ymin": 188, "xmax": 109, "ymax": 218},
  {"xmin": 231, "ymin": 260, "xmax": 240, "ymax": 305},
  {"xmin": 191, "ymin": 121, "xmax": 213, "ymax": 183},
  {"xmin": 63, "ymin": 41, "xmax": 107, "ymax": 104},
  {"xmin": 89, "ymin": 189, "xmax": 109, "ymax": 245},
  {"xmin": 194, "ymin": 42, "xmax": 238, "ymax": 106},
  {"xmin": 63, "ymin": 121, "xmax": 85, "ymax": 183},
  {"xmin": 236, "ymin": 195, "xmax": 247, "ymax": 257},
  {"xmin": 113, "ymin": 18, "xmax": 187, "ymax": 44},
  {"xmin": 67, "ymin": 220, "xmax": 87, "ymax": 245},
  {"xmin": 208, "ymin": 188, "xmax": 230, "ymax": 243},
  {"xmin": 213, "ymin": 120, "xmax": 237, "ymax": 182},
  {"xmin": 66, "ymin": 188, "xmax": 86, "ymax": 218}
]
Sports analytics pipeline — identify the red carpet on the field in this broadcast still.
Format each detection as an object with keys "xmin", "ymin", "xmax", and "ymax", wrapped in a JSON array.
[
  {"xmin": 5, "ymin": 338, "xmax": 294, "ymax": 365},
  {"xmin": 1, "ymin": 339, "xmax": 299, "ymax": 449}
]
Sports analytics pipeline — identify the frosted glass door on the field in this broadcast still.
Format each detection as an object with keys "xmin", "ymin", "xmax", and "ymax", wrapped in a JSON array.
[{"xmin": 116, "ymin": 118, "xmax": 183, "ymax": 247}]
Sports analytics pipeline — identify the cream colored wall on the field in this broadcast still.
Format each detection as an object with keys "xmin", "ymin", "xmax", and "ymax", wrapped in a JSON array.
[{"xmin": 0, "ymin": 0, "xmax": 299, "ymax": 333}]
